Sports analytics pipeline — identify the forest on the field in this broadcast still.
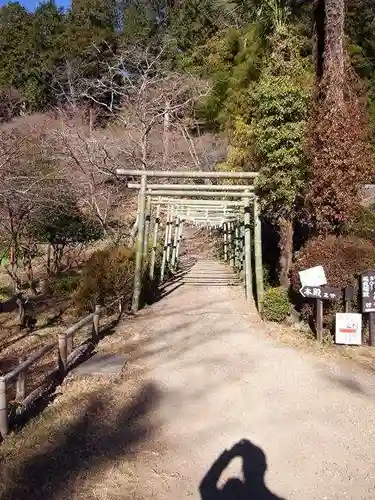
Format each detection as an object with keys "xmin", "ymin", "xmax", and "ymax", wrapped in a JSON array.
[{"xmin": 0, "ymin": 0, "xmax": 375, "ymax": 328}]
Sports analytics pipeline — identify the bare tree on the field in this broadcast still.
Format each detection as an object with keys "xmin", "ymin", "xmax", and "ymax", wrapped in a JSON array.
[
  {"xmin": 78, "ymin": 45, "xmax": 209, "ymax": 172},
  {"xmin": 51, "ymin": 113, "xmax": 129, "ymax": 233},
  {"xmin": 46, "ymin": 45, "xmax": 225, "ymax": 248},
  {"xmin": 0, "ymin": 120, "xmax": 68, "ymax": 291}
]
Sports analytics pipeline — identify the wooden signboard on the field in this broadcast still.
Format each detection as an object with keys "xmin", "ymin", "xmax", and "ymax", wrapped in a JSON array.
[
  {"xmin": 360, "ymin": 270, "xmax": 375, "ymax": 346},
  {"xmin": 300, "ymin": 286, "xmax": 342, "ymax": 301},
  {"xmin": 360, "ymin": 270, "xmax": 375, "ymax": 313},
  {"xmin": 300, "ymin": 285, "xmax": 342, "ymax": 343},
  {"xmin": 299, "ymin": 266, "xmax": 327, "ymax": 288}
]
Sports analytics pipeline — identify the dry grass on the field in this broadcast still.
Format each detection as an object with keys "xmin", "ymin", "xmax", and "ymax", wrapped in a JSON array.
[
  {"xmin": 0, "ymin": 237, "xmax": 135, "ymax": 394},
  {"xmin": 266, "ymin": 320, "xmax": 375, "ymax": 373},
  {"xmin": 0, "ymin": 321, "xmax": 160, "ymax": 500},
  {"xmin": 0, "ymin": 299, "xmax": 89, "ymax": 400}
]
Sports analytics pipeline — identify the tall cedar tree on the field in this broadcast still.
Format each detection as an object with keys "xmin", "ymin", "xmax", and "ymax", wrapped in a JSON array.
[{"xmin": 305, "ymin": 0, "xmax": 373, "ymax": 234}]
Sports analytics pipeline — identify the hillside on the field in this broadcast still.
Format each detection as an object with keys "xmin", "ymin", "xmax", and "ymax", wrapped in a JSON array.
[{"xmin": 2, "ymin": 2, "xmax": 375, "ymax": 499}]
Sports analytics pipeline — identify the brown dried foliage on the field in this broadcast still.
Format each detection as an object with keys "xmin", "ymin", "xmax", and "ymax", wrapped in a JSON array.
[
  {"xmin": 306, "ymin": 0, "xmax": 374, "ymax": 234},
  {"xmin": 290, "ymin": 235, "xmax": 375, "ymax": 327},
  {"xmin": 305, "ymin": 92, "xmax": 373, "ymax": 233},
  {"xmin": 305, "ymin": 57, "xmax": 374, "ymax": 234},
  {"xmin": 72, "ymin": 246, "xmax": 135, "ymax": 313}
]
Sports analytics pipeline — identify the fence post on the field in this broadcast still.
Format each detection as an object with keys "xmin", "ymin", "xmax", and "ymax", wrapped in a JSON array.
[
  {"xmin": 175, "ymin": 220, "xmax": 184, "ymax": 265},
  {"xmin": 160, "ymin": 207, "xmax": 171, "ymax": 282},
  {"xmin": 93, "ymin": 304, "xmax": 100, "ymax": 341},
  {"xmin": 0, "ymin": 377, "xmax": 8, "ymax": 439},
  {"xmin": 316, "ymin": 299, "xmax": 323, "ymax": 343},
  {"xmin": 149, "ymin": 204, "xmax": 160, "ymax": 282},
  {"xmin": 243, "ymin": 196, "xmax": 253, "ymax": 301},
  {"xmin": 16, "ymin": 358, "xmax": 26, "ymax": 402},
  {"xmin": 143, "ymin": 196, "xmax": 152, "ymax": 265},
  {"xmin": 254, "ymin": 196, "xmax": 264, "ymax": 311},
  {"xmin": 223, "ymin": 222, "xmax": 228, "ymax": 261},
  {"xmin": 58, "ymin": 332, "xmax": 68, "ymax": 376},
  {"xmin": 240, "ymin": 222, "xmax": 245, "ymax": 272},
  {"xmin": 228, "ymin": 222, "xmax": 234, "ymax": 268},
  {"xmin": 234, "ymin": 225, "xmax": 240, "ymax": 270},
  {"xmin": 132, "ymin": 173, "xmax": 147, "ymax": 313},
  {"xmin": 171, "ymin": 216, "xmax": 180, "ymax": 269},
  {"xmin": 166, "ymin": 208, "xmax": 174, "ymax": 264},
  {"xmin": 67, "ymin": 334, "xmax": 73, "ymax": 354}
]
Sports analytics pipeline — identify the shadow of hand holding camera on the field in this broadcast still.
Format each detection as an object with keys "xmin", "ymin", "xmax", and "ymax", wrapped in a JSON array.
[{"xmin": 199, "ymin": 439, "xmax": 285, "ymax": 500}]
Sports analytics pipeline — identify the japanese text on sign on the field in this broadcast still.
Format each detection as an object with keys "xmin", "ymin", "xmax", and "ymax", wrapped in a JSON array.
[
  {"xmin": 361, "ymin": 271, "xmax": 375, "ymax": 313},
  {"xmin": 300, "ymin": 286, "xmax": 341, "ymax": 301},
  {"xmin": 335, "ymin": 313, "xmax": 362, "ymax": 345}
]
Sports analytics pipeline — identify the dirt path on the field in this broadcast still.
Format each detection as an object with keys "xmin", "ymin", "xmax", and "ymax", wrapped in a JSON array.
[
  {"xmin": 116, "ymin": 259, "xmax": 375, "ymax": 500},
  {"xmin": 3, "ymin": 246, "xmax": 375, "ymax": 500}
]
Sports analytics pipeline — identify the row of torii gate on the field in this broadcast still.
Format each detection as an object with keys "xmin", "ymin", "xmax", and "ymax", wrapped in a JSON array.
[{"xmin": 116, "ymin": 169, "xmax": 264, "ymax": 313}]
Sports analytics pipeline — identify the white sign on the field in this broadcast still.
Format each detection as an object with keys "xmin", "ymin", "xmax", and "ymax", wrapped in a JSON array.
[
  {"xmin": 299, "ymin": 266, "xmax": 327, "ymax": 288},
  {"xmin": 335, "ymin": 313, "xmax": 362, "ymax": 345}
]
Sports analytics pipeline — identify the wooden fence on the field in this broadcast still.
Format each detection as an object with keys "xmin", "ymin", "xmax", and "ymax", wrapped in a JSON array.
[{"xmin": 0, "ymin": 298, "xmax": 124, "ymax": 440}]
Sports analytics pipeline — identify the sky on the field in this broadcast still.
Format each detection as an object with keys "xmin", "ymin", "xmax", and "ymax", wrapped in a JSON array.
[{"xmin": 0, "ymin": 0, "xmax": 70, "ymax": 11}]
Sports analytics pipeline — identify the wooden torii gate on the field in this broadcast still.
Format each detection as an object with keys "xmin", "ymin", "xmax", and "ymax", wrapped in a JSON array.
[{"xmin": 116, "ymin": 169, "xmax": 264, "ymax": 313}]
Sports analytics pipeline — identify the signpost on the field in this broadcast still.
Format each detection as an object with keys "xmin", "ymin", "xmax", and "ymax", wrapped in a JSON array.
[
  {"xmin": 335, "ymin": 313, "xmax": 362, "ymax": 345},
  {"xmin": 299, "ymin": 286, "xmax": 342, "ymax": 301},
  {"xmin": 344, "ymin": 285, "xmax": 355, "ymax": 313},
  {"xmin": 297, "ymin": 267, "xmax": 375, "ymax": 348},
  {"xmin": 299, "ymin": 266, "xmax": 327, "ymax": 288},
  {"xmin": 360, "ymin": 270, "xmax": 375, "ymax": 313},
  {"xmin": 299, "ymin": 283, "xmax": 342, "ymax": 343},
  {"xmin": 360, "ymin": 270, "xmax": 375, "ymax": 346}
]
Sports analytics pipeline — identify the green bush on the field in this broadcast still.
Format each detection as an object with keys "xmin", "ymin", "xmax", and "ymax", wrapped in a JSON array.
[
  {"xmin": 0, "ymin": 284, "xmax": 13, "ymax": 300},
  {"xmin": 345, "ymin": 206, "xmax": 375, "ymax": 244},
  {"xmin": 262, "ymin": 287, "xmax": 290, "ymax": 323},
  {"xmin": 73, "ymin": 246, "xmax": 135, "ymax": 314},
  {"xmin": 290, "ymin": 235, "xmax": 375, "ymax": 328}
]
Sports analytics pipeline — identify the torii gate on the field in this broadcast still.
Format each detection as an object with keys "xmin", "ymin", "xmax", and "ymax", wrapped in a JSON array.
[{"xmin": 116, "ymin": 169, "xmax": 264, "ymax": 313}]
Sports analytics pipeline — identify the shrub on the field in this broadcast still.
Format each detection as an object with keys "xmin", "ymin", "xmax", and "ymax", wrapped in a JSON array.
[
  {"xmin": 262, "ymin": 287, "xmax": 290, "ymax": 323},
  {"xmin": 73, "ymin": 247, "xmax": 135, "ymax": 314},
  {"xmin": 47, "ymin": 273, "xmax": 80, "ymax": 298},
  {"xmin": 345, "ymin": 206, "xmax": 375, "ymax": 244},
  {"xmin": 0, "ymin": 284, "xmax": 13, "ymax": 300},
  {"xmin": 290, "ymin": 235, "xmax": 375, "ymax": 328}
]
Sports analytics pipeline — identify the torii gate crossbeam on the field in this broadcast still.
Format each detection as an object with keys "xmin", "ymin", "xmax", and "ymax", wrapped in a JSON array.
[{"xmin": 116, "ymin": 169, "xmax": 264, "ymax": 313}]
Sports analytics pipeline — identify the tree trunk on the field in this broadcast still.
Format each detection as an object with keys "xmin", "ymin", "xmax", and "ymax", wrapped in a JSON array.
[
  {"xmin": 162, "ymin": 100, "xmax": 170, "ymax": 168},
  {"xmin": 26, "ymin": 259, "xmax": 37, "ymax": 295},
  {"xmin": 314, "ymin": 0, "xmax": 326, "ymax": 80},
  {"xmin": 322, "ymin": 0, "xmax": 345, "ymax": 106},
  {"xmin": 279, "ymin": 218, "xmax": 294, "ymax": 288},
  {"xmin": 141, "ymin": 121, "xmax": 148, "ymax": 169}
]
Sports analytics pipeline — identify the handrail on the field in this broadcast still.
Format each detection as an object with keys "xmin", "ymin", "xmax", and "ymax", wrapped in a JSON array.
[
  {"xmin": 65, "ymin": 313, "xmax": 95, "ymax": 338},
  {"xmin": 3, "ymin": 342, "xmax": 56, "ymax": 383},
  {"xmin": 0, "ymin": 294, "xmax": 126, "ymax": 440}
]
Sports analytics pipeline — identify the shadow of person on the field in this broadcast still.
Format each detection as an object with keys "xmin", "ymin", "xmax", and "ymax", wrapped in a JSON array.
[{"xmin": 199, "ymin": 439, "xmax": 285, "ymax": 500}]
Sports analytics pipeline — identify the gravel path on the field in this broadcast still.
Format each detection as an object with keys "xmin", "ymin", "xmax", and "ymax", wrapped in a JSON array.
[{"xmin": 122, "ymin": 259, "xmax": 375, "ymax": 500}]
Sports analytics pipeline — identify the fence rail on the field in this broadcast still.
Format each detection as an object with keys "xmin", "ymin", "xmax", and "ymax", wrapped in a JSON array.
[{"xmin": 0, "ymin": 297, "xmax": 124, "ymax": 440}]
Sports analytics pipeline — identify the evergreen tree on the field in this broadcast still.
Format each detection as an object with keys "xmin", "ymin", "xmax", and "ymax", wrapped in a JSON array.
[
  {"xmin": 254, "ymin": 26, "xmax": 312, "ymax": 287},
  {"xmin": 25, "ymin": 1, "xmax": 66, "ymax": 109},
  {"xmin": 0, "ymin": 3, "xmax": 31, "ymax": 94},
  {"xmin": 71, "ymin": 0, "xmax": 118, "ymax": 31},
  {"xmin": 306, "ymin": 0, "xmax": 374, "ymax": 234}
]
